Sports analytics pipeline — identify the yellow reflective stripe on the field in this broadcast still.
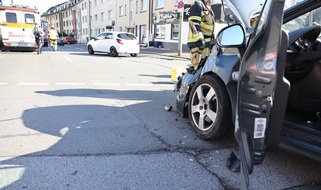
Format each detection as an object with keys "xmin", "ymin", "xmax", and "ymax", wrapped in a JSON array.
[
  {"xmin": 2, "ymin": 22, "xmax": 35, "ymax": 28},
  {"xmin": 188, "ymin": 38, "xmax": 200, "ymax": 42},
  {"xmin": 188, "ymin": 16, "xmax": 201, "ymax": 22},
  {"xmin": 200, "ymin": 23, "xmax": 214, "ymax": 31},
  {"xmin": 204, "ymin": 38, "xmax": 211, "ymax": 42}
]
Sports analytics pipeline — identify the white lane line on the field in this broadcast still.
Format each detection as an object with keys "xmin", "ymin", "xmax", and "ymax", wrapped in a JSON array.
[
  {"xmin": 18, "ymin": 83, "xmax": 49, "ymax": 85},
  {"xmin": 160, "ymin": 84, "xmax": 173, "ymax": 87},
  {"xmin": 75, "ymin": 48, "xmax": 85, "ymax": 51},
  {"xmin": 126, "ymin": 83, "xmax": 153, "ymax": 86},
  {"xmin": 55, "ymin": 83, "xmax": 85, "ymax": 85},
  {"xmin": 0, "ymin": 83, "xmax": 8, "ymax": 85},
  {"xmin": 93, "ymin": 83, "xmax": 121, "ymax": 86},
  {"xmin": 63, "ymin": 55, "xmax": 73, "ymax": 62}
]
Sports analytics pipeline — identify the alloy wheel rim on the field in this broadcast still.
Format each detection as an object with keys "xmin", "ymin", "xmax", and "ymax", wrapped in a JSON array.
[{"xmin": 191, "ymin": 83, "xmax": 218, "ymax": 131}]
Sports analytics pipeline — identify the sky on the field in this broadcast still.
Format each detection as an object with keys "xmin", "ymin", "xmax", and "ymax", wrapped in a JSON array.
[{"xmin": 1, "ymin": 0, "xmax": 68, "ymax": 13}]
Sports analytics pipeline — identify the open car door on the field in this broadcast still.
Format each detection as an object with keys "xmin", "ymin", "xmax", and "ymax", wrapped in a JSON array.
[{"xmin": 235, "ymin": 0, "xmax": 290, "ymax": 188}]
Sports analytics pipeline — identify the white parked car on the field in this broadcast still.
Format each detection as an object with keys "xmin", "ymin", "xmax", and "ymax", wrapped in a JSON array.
[{"xmin": 87, "ymin": 32, "xmax": 140, "ymax": 57}]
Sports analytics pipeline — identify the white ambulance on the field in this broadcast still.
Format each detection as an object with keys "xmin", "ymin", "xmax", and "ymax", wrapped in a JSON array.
[{"xmin": 0, "ymin": 5, "xmax": 40, "ymax": 51}]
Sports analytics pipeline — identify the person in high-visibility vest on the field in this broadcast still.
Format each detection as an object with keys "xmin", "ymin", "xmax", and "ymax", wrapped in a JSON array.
[
  {"xmin": 48, "ymin": 25, "xmax": 59, "ymax": 51},
  {"xmin": 187, "ymin": 0, "xmax": 215, "ymax": 72}
]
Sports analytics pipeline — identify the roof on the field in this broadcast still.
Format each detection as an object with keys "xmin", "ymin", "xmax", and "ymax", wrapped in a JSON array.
[{"xmin": 0, "ymin": 5, "xmax": 38, "ymax": 12}]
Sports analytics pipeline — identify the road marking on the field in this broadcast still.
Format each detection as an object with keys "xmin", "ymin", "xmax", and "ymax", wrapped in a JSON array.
[
  {"xmin": 75, "ymin": 47, "xmax": 85, "ymax": 51},
  {"xmin": 18, "ymin": 83, "xmax": 49, "ymax": 85},
  {"xmin": 126, "ymin": 83, "xmax": 153, "ymax": 86},
  {"xmin": 93, "ymin": 83, "xmax": 121, "ymax": 86},
  {"xmin": 63, "ymin": 55, "xmax": 73, "ymax": 62},
  {"xmin": 160, "ymin": 84, "xmax": 173, "ymax": 87},
  {"xmin": 55, "ymin": 83, "xmax": 85, "ymax": 85},
  {"xmin": 0, "ymin": 83, "xmax": 8, "ymax": 85}
]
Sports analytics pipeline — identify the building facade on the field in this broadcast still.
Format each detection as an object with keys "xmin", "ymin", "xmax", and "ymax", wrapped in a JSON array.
[{"xmin": 41, "ymin": 0, "xmax": 223, "ymax": 51}]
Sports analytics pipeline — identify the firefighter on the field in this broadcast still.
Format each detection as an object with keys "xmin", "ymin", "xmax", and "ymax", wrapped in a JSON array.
[
  {"xmin": 48, "ymin": 25, "xmax": 58, "ymax": 51},
  {"xmin": 187, "ymin": 0, "xmax": 215, "ymax": 72}
]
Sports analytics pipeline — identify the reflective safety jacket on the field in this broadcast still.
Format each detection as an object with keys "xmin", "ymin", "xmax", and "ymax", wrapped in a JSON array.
[
  {"xmin": 187, "ymin": 0, "xmax": 215, "ymax": 49},
  {"xmin": 48, "ymin": 29, "xmax": 58, "ymax": 40}
]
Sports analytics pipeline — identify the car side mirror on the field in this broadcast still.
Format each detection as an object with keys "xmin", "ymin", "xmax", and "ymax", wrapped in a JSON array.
[
  {"xmin": 91, "ymin": 37, "xmax": 96, "ymax": 41},
  {"xmin": 217, "ymin": 24, "xmax": 246, "ymax": 48}
]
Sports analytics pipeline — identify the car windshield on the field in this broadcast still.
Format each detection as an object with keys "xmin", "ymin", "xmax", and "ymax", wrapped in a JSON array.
[
  {"xmin": 252, "ymin": 0, "xmax": 317, "ymax": 38},
  {"xmin": 117, "ymin": 33, "xmax": 136, "ymax": 40}
]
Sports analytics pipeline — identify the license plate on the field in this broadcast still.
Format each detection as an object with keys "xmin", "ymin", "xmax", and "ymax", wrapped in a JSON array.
[{"xmin": 18, "ymin": 42, "xmax": 27, "ymax": 46}]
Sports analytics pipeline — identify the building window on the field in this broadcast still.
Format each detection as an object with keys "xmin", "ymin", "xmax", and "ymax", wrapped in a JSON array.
[
  {"xmin": 101, "ymin": 12, "xmax": 105, "ymax": 21},
  {"xmin": 140, "ymin": 0, "xmax": 147, "ymax": 11},
  {"xmin": 155, "ymin": 0, "xmax": 164, "ymax": 8},
  {"xmin": 108, "ymin": 10, "xmax": 113, "ymax": 20},
  {"xmin": 171, "ymin": 24, "xmax": 179, "ymax": 39},
  {"xmin": 95, "ymin": 14, "xmax": 98, "ymax": 21},
  {"xmin": 136, "ymin": 1, "xmax": 138, "ymax": 13},
  {"xmin": 155, "ymin": 25, "xmax": 165, "ymax": 39},
  {"xmin": 119, "ymin": 5, "xmax": 124, "ymax": 16}
]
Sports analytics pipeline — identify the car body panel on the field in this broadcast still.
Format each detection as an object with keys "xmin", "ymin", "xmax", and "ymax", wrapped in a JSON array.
[
  {"xmin": 63, "ymin": 37, "xmax": 77, "ymax": 44},
  {"xmin": 58, "ymin": 38, "xmax": 64, "ymax": 46}
]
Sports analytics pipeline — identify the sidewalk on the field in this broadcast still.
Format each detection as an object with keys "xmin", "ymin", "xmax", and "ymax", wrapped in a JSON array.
[{"xmin": 141, "ymin": 46, "xmax": 190, "ymax": 60}]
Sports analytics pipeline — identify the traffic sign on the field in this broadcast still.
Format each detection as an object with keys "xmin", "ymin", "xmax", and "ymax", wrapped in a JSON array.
[{"xmin": 178, "ymin": 0, "xmax": 184, "ymax": 9}]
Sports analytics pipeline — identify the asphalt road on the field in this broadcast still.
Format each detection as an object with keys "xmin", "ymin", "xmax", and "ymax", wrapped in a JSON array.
[{"xmin": 0, "ymin": 44, "xmax": 320, "ymax": 190}]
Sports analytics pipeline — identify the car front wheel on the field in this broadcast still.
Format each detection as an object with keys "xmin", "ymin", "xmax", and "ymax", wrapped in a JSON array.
[
  {"xmin": 188, "ymin": 74, "xmax": 231, "ymax": 140},
  {"xmin": 88, "ymin": 45, "xmax": 94, "ymax": 54},
  {"xmin": 130, "ymin": 54, "xmax": 137, "ymax": 57}
]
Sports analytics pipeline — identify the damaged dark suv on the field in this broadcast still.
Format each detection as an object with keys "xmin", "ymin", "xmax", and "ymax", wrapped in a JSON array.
[{"xmin": 174, "ymin": 0, "xmax": 321, "ymax": 186}]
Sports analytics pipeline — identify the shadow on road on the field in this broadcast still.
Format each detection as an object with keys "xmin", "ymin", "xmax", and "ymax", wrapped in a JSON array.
[{"xmin": 1, "ymin": 88, "xmax": 233, "ymax": 189}]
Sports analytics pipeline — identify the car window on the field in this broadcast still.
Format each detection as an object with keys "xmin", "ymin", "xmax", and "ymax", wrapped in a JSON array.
[
  {"xmin": 96, "ymin": 33, "xmax": 107, "ymax": 40},
  {"xmin": 106, "ymin": 33, "xmax": 113, "ymax": 39},
  {"xmin": 117, "ymin": 33, "xmax": 137, "ymax": 40}
]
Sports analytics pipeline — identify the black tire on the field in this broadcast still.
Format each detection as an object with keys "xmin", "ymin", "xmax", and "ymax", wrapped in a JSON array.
[
  {"xmin": 130, "ymin": 54, "xmax": 137, "ymax": 57},
  {"xmin": 188, "ymin": 74, "xmax": 231, "ymax": 140},
  {"xmin": 88, "ymin": 45, "xmax": 94, "ymax": 54},
  {"xmin": 110, "ymin": 46, "xmax": 118, "ymax": 57}
]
